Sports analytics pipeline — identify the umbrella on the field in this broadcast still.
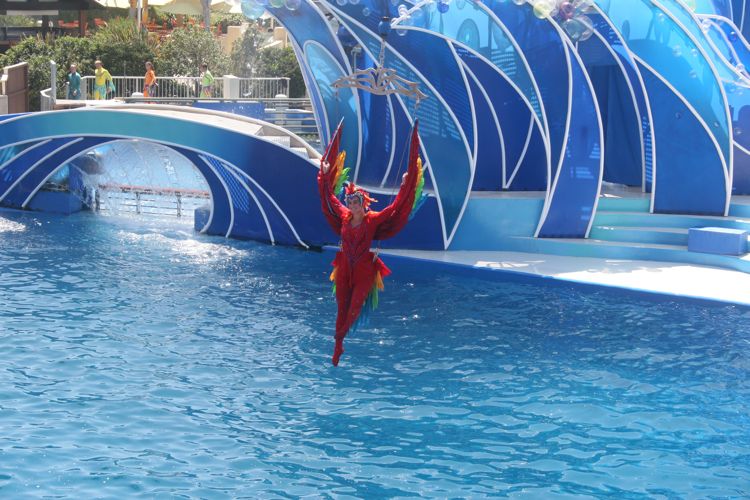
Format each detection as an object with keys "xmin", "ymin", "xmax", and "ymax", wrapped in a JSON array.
[
  {"xmin": 159, "ymin": 0, "xmax": 204, "ymax": 16},
  {"xmin": 210, "ymin": 0, "xmax": 241, "ymax": 13}
]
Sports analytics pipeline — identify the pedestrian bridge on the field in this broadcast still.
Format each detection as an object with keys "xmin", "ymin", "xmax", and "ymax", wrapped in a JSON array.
[{"xmin": 0, "ymin": 104, "xmax": 335, "ymax": 247}]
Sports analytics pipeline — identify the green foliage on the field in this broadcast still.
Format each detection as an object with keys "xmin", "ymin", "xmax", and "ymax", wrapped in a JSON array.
[
  {"xmin": 0, "ymin": 17, "xmax": 310, "ymax": 108},
  {"xmin": 212, "ymin": 13, "xmax": 246, "ymax": 34},
  {"xmin": 256, "ymin": 46, "xmax": 305, "ymax": 98},
  {"xmin": 0, "ymin": 16, "xmax": 36, "ymax": 27},
  {"xmin": 52, "ymin": 36, "xmax": 95, "ymax": 76},
  {"xmin": 89, "ymin": 18, "xmax": 156, "ymax": 76},
  {"xmin": 229, "ymin": 25, "xmax": 264, "ymax": 77},
  {"xmin": 0, "ymin": 37, "xmax": 56, "ymax": 110},
  {"xmin": 156, "ymin": 24, "xmax": 229, "ymax": 77}
]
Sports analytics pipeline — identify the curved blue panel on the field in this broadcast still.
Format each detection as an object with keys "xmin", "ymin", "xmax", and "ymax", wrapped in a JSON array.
[
  {"xmin": 725, "ymin": 80, "xmax": 750, "ymax": 192},
  {"xmin": 410, "ymin": 0, "xmax": 545, "ymax": 127},
  {"xmin": 596, "ymin": 0, "xmax": 731, "ymax": 211},
  {"xmin": 303, "ymin": 42, "xmax": 360, "ymax": 175},
  {"xmin": 0, "ymin": 110, "xmax": 335, "ymax": 246},
  {"xmin": 734, "ymin": 142, "xmax": 750, "ymax": 193},
  {"xmin": 536, "ymin": 44, "xmax": 603, "ymax": 238},
  {"xmin": 729, "ymin": 0, "xmax": 749, "ymax": 38},
  {"xmin": 454, "ymin": 44, "xmax": 544, "ymax": 190},
  {"xmin": 204, "ymin": 155, "xmax": 272, "ymax": 242},
  {"xmin": 1, "ymin": 137, "xmax": 109, "ymax": 208},
  {"xmin": 704, "ymin": 17, "xmax": 742, "ymax": 67},
  {"xmin": 579, "ymin": 20, "xmax": 643, "ymax": 187},
  {"xmin": 174, "ymin": 148, "xmax": 233, "ymax": 237},
  {"xmin": 487, "ymin": 1, "xmax": 569, "ymax": 182},
  {"xmin": 464, "ymin": 67, "xmax": 501, "ymax": 190},
  {"xmin": 509, "ymin": 125, "xmax": 548, "ymax": 191},
  {"xmin": 640, "ymin": 62, "xmax": 728, "ymax": 214},
  {"xmin": 589, "ymin": 12, "xmax": 653, "ymax": 190},
  {"xmin": 379, "ymin": 29, "xmax": 474, "ymax": 149},
  {"xmin": 353, "ymin": 47, "xmax": 396, "ymax": 187},
  {"xmin": 693, "ymin": 0, "xmax": 731, "ymax": 15},
  {"xmin": 379, "ymin": 93, "xmax": 423, "ymax": 189},
  {"xmin": 0, "ymin": 138, "xmax": 75, "ymax": 206},
  {"xmin": 291, "ymin": 39, "xmax": 329, "ymax": 146},
  {"xmin": 659, "ymin": 0, "xmax": 744, "ymax": 89},
  {"xmin": 268, "ymin": 0, "xmax": 361, "ymax": 172},
  {"xmin": 328, "ymin": 9, "xmax": 473, "ymax": 246},
  {"xmin": 0, "ymin": 143, "xmax": 38, "ymax": 167},
  {"xmin": 371, "ymin": 195, "xmax": 444, "ymax": 250}
]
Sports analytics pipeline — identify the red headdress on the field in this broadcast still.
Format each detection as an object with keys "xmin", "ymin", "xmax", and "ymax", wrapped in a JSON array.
[{"xmin": 344, "ymin": 182, "xmax": 377, "ymax": 210}]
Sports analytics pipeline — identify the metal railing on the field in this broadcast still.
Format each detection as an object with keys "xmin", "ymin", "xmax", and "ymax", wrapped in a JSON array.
[
  {"xmin": 77, "ymin": 75, "xmax": 224, "ymax": 100},
  {"xmin": 95, "ymin": 183, "xmax": 210, "ymax": 218},
  {"xmin": 66, "ymin": 76, "xmax": 291, "ymax": 100},
  {"xmin": 239, "ymin": 77, "xmax": 290, "ymax": 98},
  {"xmin": 118, "ymin": 96, "xmax": 319, "ymax": 140}
]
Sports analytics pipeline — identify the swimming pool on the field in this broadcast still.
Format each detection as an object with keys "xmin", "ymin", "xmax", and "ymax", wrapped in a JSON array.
[{"xmin": 0, "ymin": 210, "xmax": 748, "ymax": 497}]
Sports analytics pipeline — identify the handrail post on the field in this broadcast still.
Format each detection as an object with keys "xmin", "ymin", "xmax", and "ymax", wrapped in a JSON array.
[
  {"xmin": 50, "ymin": 60, "xmax": 57, "ymax": 106},
  {"xmin": 223, "ymin": 75, "xmax": 239, "ymax": 99}
]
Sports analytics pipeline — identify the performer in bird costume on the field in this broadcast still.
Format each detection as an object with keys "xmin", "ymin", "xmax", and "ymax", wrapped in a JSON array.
[{"xmin": 318, "ymin": 121, "xmax": 425, "ymax": 366}]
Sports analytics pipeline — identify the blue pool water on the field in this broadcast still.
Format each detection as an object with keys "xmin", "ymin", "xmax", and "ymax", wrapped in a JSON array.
[{"xmin": 0, "ymin": 210, "xmax": 748, "ymax": 498}]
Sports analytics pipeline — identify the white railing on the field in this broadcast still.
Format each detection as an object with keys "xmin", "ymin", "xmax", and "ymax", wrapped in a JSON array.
[
  {"xmin": 95, "ymin": 183, "xmax": 210, "ymax": 218},
  {"xmin": 78, "ymin": 75, "xmax": 224, "ymax": 100},
  {"xmin": 64, "ymin": 76, "xmax": 291, "ymax": 100},
  {"xmin": 239, "ymin": 77, "xmax": 290, "ymax": 98}
]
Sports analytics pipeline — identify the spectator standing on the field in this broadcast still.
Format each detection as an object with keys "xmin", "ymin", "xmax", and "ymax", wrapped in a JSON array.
[
  {"xmin": 93, "ymin": 60, "xmax": 115, "ymax": 100},
  {"xmin": 143, "ymin": 61, "xmax": 158, "ymax": 98},
  {"xmin": 199, "ymin": 63, "xmax": 215, "ymax": 98},
  {"xmin": 66, "ymin": 64, "xmax": 82, "ymax": 100}
]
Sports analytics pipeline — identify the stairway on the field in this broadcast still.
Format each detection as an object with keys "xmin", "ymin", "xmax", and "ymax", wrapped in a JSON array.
[{"xmin": 498, "ymin": 196, "xmax": 750, "ymax": 274}]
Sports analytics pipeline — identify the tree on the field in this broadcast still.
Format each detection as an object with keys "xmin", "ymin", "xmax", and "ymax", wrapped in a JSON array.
[
  {"xmin": 229, "ymin": 24, "xmax": 264, "ymax": 77},
  {"xmin": 256, "ymin": 46, "xmax": 305, "ymax": 98},
  {"xmin": 0, "ymin": 16, "xmax": 36, "ymax": 27},
  {"xmin": 201, "ymin": 0, "xmax": 211, "ymax": 31},
  {"xmin": 156, "ymin": 24, "xmax": 229, "ymax": 77},
  {"xmin": 0, "ymin": 37, "xmax": 57, "ymax": 110},
  {"xmin": 90, "ymin": 18, "xmax": 156, "ymax": 76}
]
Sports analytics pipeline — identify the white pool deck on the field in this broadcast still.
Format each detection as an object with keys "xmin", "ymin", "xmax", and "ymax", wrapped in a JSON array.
[{"xmin": 379, "ymin": 249, "xmax": 750, "ymax": 307}]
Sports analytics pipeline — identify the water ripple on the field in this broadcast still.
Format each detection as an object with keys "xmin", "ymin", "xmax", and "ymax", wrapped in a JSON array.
[{"xmin": 0, "ymin": 211, "xmax": 748, "ymax": 497}]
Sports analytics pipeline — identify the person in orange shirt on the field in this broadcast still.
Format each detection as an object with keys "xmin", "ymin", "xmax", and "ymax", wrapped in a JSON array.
[{"xmin": 143, "ymin": 61, "xmax": 157, "ymax": 98}]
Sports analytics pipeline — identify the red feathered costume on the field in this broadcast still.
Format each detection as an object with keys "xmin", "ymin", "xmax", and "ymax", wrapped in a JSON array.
[{"xmin": 318, "ymin": 122, "xmax": 423, "ymax": 366}]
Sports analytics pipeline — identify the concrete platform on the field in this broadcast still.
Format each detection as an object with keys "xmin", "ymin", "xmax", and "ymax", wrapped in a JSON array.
[{"xmin": 378, "ymin": 249, "xmax": 750, "ymax": 307}]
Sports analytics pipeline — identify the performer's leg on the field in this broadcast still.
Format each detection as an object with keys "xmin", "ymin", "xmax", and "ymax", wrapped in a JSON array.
[
  {"xmin": 332, "ymin": 272, "xmax": 375, "ymax": 366},
  {"xmin": 332, "ymin": 270, "xmax": 352, "ymax": 366}
]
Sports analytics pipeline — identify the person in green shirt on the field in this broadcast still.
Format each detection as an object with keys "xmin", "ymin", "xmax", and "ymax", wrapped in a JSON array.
[
  {"xmin": 66, "ymin": 64, "xmax": 82, "ymax": 100},
  {"xmin": 93, "ymin": 60, "xmax": 115, "ymax": 100},
  {"xmin": 199, "ymin": 63, "xmax": 215, "ymax": 98}
]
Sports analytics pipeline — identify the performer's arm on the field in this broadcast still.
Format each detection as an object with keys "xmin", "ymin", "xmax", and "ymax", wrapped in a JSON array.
[{"xmin": 318, "ymin": 160, "xmax": 349, "ymax": 235}]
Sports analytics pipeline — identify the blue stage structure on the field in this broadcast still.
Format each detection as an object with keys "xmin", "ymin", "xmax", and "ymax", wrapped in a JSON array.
[{"xmin": 4, "ymin": 1, "xmax": 750, "ymax": 274}]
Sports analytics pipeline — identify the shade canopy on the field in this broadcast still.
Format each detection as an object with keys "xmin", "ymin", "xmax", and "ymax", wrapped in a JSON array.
[
  {"xmin": 0, "ymin": 0, "xmax": 102, "ymax": 14},
  {"xmin": 157, "ymin": 0, "xmax": 201, "ymax": 15}
]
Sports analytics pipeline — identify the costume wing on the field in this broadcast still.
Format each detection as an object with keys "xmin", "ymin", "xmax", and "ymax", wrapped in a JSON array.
[
  {"xmin": 372, "ymin": 121, "xmax": 423, "ymax": 240},
  {"xmin": 317, "ymin": 120, "xmax": 350, "ymax": 234}
]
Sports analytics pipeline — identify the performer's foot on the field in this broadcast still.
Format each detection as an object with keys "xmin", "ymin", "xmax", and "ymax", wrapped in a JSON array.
[{"xmin": 332, "ymin": 339, "xmax": 344, "ymax": 366}]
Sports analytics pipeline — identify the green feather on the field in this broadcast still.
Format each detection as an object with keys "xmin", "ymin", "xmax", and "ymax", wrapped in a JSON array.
[
  {"xmin": 412, "ymin": 171, "xmax": 425, "ymax": 211},
  {"xmin": 334, "ymin": 167, "xmax": 350, "ymax": 196}
]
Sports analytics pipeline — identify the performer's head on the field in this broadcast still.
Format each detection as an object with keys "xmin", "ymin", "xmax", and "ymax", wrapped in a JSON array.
[{"xmin": 345, "ymin": 183, "xmax": 376, "ymax": 216}]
